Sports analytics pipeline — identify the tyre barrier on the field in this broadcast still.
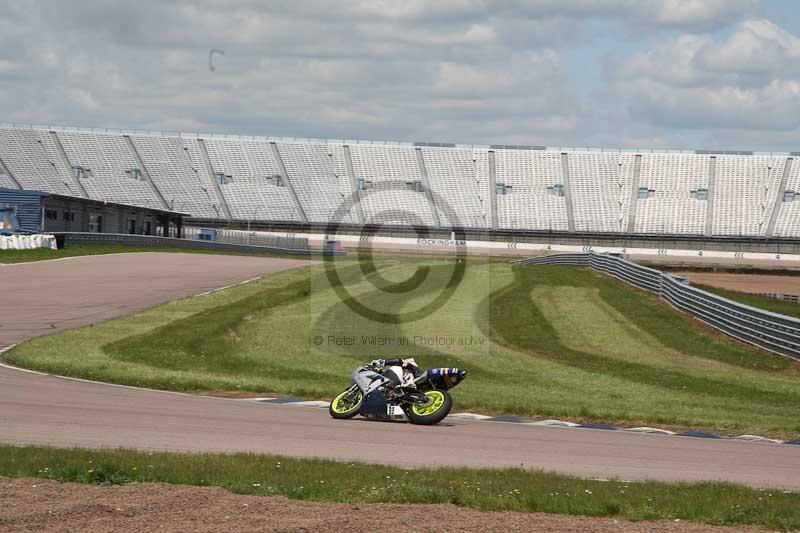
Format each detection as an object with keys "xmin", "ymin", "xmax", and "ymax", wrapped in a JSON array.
[{"xmin": 514, "ymin": 252, "xmax": 800, "ymax": 360}]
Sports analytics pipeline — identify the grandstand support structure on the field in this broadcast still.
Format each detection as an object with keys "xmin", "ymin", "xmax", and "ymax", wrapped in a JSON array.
[
  {"xmin": 626, "ymin": 154, "xmax": 642, "ymax": 234},
  {"xmin": 487, "ymin": 150, "xmax": 499, "ymax": 229},
  {"xmin": 196, "ymin": 138, "xmax": 232, "ymax": 221},
  {"xmin": 414, "ymin": 147, "xmax": 441, "ymax": 227},
  {"xmin": 767, "ymin": 157, "xmax": 794, "ymax": 238},
  {"xmin": 560, "ymin": 152, "xmax": 576, "ymax": 232},
  {"xmin": 123, "ymin": 135, "xmax": 169, "ymax": 211},
  {"xmin": 51, "ymin": 132, "xmax": 88, "ymax": 198},
  {"xmin": 0, "ymin": 156, "xmax": 22, "ymax": 189},
  {"xmin": 342, "ymin": 145, "xmax": 366, "ymax": 225},
  {"xmin": 705, "ymin": 156, "xmax": 717, "ymax": 236},
  {"xmin": 269, "ymin": 142, "xmax": 308, "ymax": 223}
]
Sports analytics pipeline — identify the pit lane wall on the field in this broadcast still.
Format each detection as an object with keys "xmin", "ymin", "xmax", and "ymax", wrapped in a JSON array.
[
  {"xmin": 53, "ymin": 232, "xmax": 327, "ymax": 256},
  {"xmin": 252, "ymin": 230, "xmax": 800, "ymax": 264},
  {"xmin": 515, "ymin": 252, "xmax": 800, "ymax": 361}
]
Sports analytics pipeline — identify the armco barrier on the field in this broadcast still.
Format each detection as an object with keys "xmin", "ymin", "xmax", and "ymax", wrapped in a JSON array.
[
  {"xmin": 54, "ymin": 232, "xmax": 334, "ymax": 256},
  {"xmin": 515, "ymin": 252, "xmax": 800, "ymax": 360}
]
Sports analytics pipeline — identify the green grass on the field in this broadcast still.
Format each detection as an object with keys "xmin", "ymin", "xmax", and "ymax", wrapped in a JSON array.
[
  {"xmin": 0, "ymin": 243, "xmax": 310, "ymax": 264},
  {"xmin": 6, "ymin": 259, "xmax": 800, "ymax": 437},
  {"xmin": 695, "ymin": 284, "xmax": 800, "ymax": 321},
  {"xmin": 2, "ymin": 445, "xmax": 798, "ymax": 530}
]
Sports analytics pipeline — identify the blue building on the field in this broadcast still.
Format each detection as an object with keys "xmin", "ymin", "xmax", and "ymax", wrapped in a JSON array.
[{"xmin": 0, "ymin": 188, "xmax": 187, "ymax": 235}]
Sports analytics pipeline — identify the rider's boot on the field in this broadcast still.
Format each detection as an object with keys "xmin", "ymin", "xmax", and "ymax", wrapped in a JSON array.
[{"xmin": 383, "ymin": 387, "xmax": 402, "ymax": 401}]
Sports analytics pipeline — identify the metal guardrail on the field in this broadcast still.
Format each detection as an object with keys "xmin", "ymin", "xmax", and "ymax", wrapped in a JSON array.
[
  {"xmin": 182, "ymin": 227, "xmax": 309, "ymax": 250},
  {"xmin": 515, "ymin": 252, "xmax": 800, "ymax": 360},
  {"xmin": 54, "ymin": 232, "xmax": 336, "ymax": 256}
]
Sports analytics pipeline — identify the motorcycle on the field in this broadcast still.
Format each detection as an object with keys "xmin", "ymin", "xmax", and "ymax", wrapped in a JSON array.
[{"xmin": 329, "ymin": 363, "xmax": 467, "ymax": 425}]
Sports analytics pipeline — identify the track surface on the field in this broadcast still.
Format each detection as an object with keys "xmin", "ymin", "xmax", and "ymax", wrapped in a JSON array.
[
  {"xmin": 675, "ymin": 271, "xmax": 800, "ymax": 294},
  {"xmin": 2, "ymin": 252, "xmax": 799, "ymax": 490},
  {"xmin": 0, "ymin": 253, "xmax": 311, "ymax": 347}
]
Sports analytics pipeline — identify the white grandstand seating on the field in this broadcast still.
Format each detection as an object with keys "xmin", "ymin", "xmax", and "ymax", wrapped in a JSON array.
[
  {"xmin": 276, "ymin": 141, "xmax": 353, "ymax": 224},
  {"xmin": 130, "ymin": 135, "xmax": 219, "ymax": 217},
  {"xmin": 347, "ymin": 144, "xmax": 435, "ymax": 226},
  {"xmin": 0, "ymin": 173, "xmax": 16, "ymax": 189},
  {"xmin": 569, "ymin": 151, "xmax": 635, "ymax": 233},
  {"xmin": 201, "ymin": 138, "xmax": 300, "ymax": 222},
  {"xmin": 635, "ymin": 153, "xmax": 709, "ymax": 235},
  {"xmin": 774, "ymin": 157, "xmax": 800, "ymax": 237},
  {"xmin": 422, "ymin": 147, "xmax": 488, "ymax": 228},
  {"xmin": 713, "ymin": 155, "xmax": 785, "ymax": 237},
  {"xmin": 494, "ymin": 149, "xmax": 568, "ymax": 231},
  {"xmin": 2, "ymin": 125, "xmax": 800, "ymax": 238},
  {"xmin": 473, "ymin": 149, "xmax": 493, "ymax": 224},
  {"xmin": 0, "ymin": 128, "xmax": 72, "ymax": 195},
  {"xmin": 58, "ymin": 132, "xmax": 163, "ymax": 209},
  {"xmin": 325, "ymin": 143, "xmax": 362, "ymax": 224}
]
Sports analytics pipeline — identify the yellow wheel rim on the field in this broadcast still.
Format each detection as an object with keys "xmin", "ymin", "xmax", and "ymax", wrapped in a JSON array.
[
  {"xmin": 411, "ymin": 390, "xmax": 445, "ymax": 416},
  {"xmin": 331, "ymin": 390, "xmax": 362, "ymax": 414}
]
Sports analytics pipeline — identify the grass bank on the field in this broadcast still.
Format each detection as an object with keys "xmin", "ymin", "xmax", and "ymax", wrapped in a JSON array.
[
  {"xmin": 6, "ymin": 260, "xmax": 800, "ymax": 437},
  {"xmin": 1, "ymin": 445, "xmax": 798, "ymax": 530}
]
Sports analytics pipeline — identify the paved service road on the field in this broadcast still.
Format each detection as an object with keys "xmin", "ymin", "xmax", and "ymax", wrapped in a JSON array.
[
  {"xmin": 0, "ymin": 252, "xmax": 311, "ymax": 347},
  {"xmin": 2, "ymin": 364, "xmax": 800, "ymax": 489},
  {"xmin": 1, "ymin": 252, "xmax": 799, "ymax": 490}
]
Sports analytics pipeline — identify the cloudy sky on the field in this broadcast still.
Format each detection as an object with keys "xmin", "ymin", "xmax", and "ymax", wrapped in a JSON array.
[{"xmin": 1, "ymin": 0, "xmax": 798, "ymax": 151}]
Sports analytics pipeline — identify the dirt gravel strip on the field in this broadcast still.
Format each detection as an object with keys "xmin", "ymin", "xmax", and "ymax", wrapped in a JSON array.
[
  {"xmin": 0, "ymin": 477, "xmax": 764, "ymax": 533},
  {"xmin": 673, "ymin": 272, "xmax": 800, "ymax": 295}
]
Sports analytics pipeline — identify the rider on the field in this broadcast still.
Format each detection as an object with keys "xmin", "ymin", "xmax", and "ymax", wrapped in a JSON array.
[{"xmin": 368, "ymin": 358, "xmax": 422, "ymax": 397}]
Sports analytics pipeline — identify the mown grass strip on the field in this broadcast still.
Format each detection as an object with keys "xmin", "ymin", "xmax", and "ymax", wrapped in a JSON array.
[
  {"xmin": 483, "ymin": 268, "xmax": 800, "ymax": 406},
  {"xmin": 1, "ymin": 445, "xmax": 798, "ymax": 530}
]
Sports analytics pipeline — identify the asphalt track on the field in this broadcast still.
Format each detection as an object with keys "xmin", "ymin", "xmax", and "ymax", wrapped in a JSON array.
[{"xmin": 1, "ymin": 252, "xmax": 799, "ymax": 490}]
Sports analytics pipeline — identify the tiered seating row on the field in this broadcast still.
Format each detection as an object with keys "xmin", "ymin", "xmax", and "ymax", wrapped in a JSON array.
[{"xmin": 1, "ymin": 126, "xmax": 799, "ymax": 237}]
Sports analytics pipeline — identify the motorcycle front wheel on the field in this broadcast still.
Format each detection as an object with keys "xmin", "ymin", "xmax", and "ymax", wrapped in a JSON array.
[
  {"xmin": 329, "ymin": 388, "xmax": 364, "ymax": 419},
  {"xmin": 405, "ymin": 389, "xmax": 452, "ymax": 425}
]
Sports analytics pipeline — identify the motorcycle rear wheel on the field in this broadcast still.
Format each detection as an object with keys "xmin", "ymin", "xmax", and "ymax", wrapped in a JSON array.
[
  {"xmin": 329, "ymin": 389, "xmax": 364, "ymax": 419},
  {"xmin": 406, "ymin": 389, "xmax": 452, "ymax": 425}
]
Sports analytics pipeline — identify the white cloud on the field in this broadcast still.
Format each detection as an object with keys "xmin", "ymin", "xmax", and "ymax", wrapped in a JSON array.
[
  {"xmin": 4, "ymin": 0, "xmax": 798, "ymax": 152},
  {"xmin": 641, "ymin": 0, "xmax": 757, "ymax": 30},
  {"xmin": 700, "ymin": 19, "xmax": 800, "ymax": 75},
  {"xmin": 614, "ymin": 18, "xmax": 800, "ymax": 136}
]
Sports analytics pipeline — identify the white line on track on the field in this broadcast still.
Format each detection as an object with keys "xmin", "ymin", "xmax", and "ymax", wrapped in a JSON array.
[{"xmin": 193, "ymin": 276, "xmax": 263, "ymax": 297}]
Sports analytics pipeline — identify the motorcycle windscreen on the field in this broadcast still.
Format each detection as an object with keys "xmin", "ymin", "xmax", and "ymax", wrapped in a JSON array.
[
  {"xmin": 352, "ymin": 368, "xmax": 392, "ymax": 395},
  {"xmin": 426, "ymin": 368, "xmax": 467, "ymax": 390}
]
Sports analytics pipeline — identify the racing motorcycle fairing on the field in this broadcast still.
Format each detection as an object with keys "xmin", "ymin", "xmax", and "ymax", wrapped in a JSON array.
[
  {"xmin": 334, "ymin": 363, "xmax": 466, "ymax": 424},
  {"xmin": 426, "ymin": 368, "xmax": 467, "ymax": 390}
]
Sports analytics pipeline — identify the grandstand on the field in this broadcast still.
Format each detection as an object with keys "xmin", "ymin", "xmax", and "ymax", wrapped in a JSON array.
[{"xmin": 1, "ymin": 124, "xmax": 799, "ymax": 238}]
